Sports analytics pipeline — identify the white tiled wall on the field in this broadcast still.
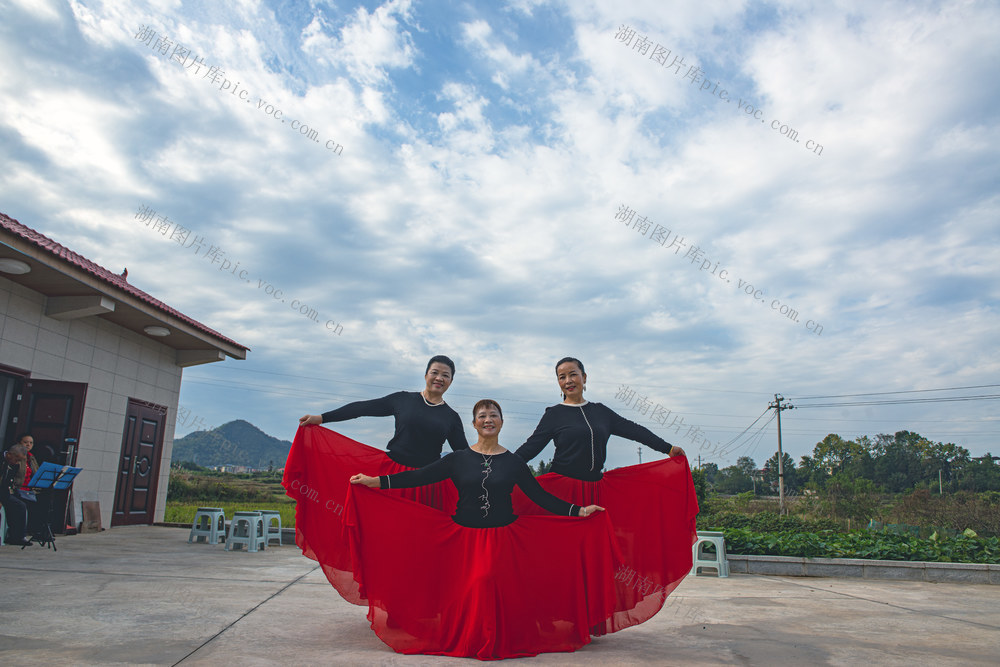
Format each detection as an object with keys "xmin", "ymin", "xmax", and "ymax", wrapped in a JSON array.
[{"xmin": 0, "ymin": 277, "xmax": 183, "ymax": 528}]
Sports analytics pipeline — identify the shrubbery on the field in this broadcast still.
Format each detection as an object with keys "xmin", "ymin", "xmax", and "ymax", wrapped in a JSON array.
[
  {"xmin": 720, "ymin": 527, "xmax": 1000, "ymax": 564},
  {"xmin": 698, "ymin": 485, "xmax": 998, "ymax": 537},
  {"xmin": 886, "ymin": 489, "xmax": 1000, "ymax": 536},
  {"xmin": 167, "ymin": 470, "xmax": 274, "ymax": 502},
  {"xmin": 700, "ymin": 510, "xmax": 840, "ymax": 533}
]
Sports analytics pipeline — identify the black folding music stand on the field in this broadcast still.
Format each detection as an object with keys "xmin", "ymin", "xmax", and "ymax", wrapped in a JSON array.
[{"xmin": 26, "ymin": 462, "xmax": 82, "ymax": 551}]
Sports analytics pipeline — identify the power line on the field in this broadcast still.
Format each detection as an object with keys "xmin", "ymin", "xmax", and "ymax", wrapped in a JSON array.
[
  {"xmin": 715, "ymin": 407, "xmax": 771, "ymax": 451},
  {"xmin": 791, "ymin": 384, "xmax": 1000, "ymax": 400},
  {"xmin": 794, "ymin": 394, "xmax": 1000, "ymax": 408},
  {"xmin": 723, "ymin": 411, "xmax": 776, "ymax": 465},
  {"xmin": 699, "ymin": 408, "xmax": 776, "ymax": 462},
  {"xmin": 624, "ymin": 417, "xmax": 1000, "ymax": 437}
]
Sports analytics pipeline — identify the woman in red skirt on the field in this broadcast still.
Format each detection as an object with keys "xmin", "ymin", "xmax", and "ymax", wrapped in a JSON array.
[
  {"xmin": 346, "ymin": 399, "xmax": 620, "ymax": 660},
  {"xmin": 514, "ymin": 357, "xmax": 699, "ymax": 634},
  {"xmin": 286, "ymin": 355, "xmax": 468, "ymax": 604}
]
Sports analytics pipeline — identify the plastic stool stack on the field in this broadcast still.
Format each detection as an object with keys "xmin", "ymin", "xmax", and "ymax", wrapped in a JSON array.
[
  {"xmin": 188, "ymin": 507, "xmax": 227, "ymax": 545},
  {"xmin": 258, "ymin": 510, "xmax": 283, "ymax": 546},
  {"xmin": 225, "ymin": 511, "xmax": 266, "ymax": 552},
  {"xmin": 691, "ymin": 530, "xmax": 730, "ymax": 577}
]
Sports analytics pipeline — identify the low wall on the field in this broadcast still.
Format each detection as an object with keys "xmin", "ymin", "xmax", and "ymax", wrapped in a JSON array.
[{"xmin": 726, "ymin": 554, "xmax": 1000, "ymax": 584}]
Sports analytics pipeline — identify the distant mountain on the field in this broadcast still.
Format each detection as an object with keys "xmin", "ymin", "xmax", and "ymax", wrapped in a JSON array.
[{"xmin": 170, "ymin": 420, "xmax": 292, "ymax": 468}]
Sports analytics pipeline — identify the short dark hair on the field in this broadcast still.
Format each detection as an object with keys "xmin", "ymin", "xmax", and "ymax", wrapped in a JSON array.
[
  {"xmin": 426, "ymin": 355, "xmax": 456, "ymax": 376},
  {"xmin": 472, "ymin": 399, "xmax": 503, "ymax": 421},
  {"xmin": 14, "ymin": 433, "xmax": 32, "ymax": 444},
  {"xmin": 554, "ymin": 357, "xmax": 585, "ymax": 375}
]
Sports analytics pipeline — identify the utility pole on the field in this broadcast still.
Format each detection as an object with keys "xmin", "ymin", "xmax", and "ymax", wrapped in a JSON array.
[
  {"xmin": 637, "ymin": 445, "xmax": 642, "ymax": 465},
  {"xmin": 769, "ymin": 394, "xmax": 795, "ymax": 515}
]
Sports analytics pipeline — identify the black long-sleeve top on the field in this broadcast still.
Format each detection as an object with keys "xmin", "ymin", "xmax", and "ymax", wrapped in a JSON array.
[
  {"xmin": 379, "ymin": 448, "xmax": 581, "ymax": 527},
  {"xmin": 322, "ymin": 391, "xmax": 469, "ymax": 467},
  {"xmin": 515, "ymin": 402, "xmax": 674, "ymax": 481}
]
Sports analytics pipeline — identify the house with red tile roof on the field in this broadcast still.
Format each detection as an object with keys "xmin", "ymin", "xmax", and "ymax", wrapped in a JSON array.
[{"xmin": 0, "ymin": 211, "xmax": 248, "ymax": 532}]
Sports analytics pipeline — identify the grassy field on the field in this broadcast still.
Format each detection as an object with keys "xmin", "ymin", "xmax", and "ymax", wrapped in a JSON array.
[
  {"xmin": 165, "ymin": 469, "xmax": 297, "ymax": 526},
  {"xmin": 164, "ymin": 500, "xmax": 297, "ymax": 527}
]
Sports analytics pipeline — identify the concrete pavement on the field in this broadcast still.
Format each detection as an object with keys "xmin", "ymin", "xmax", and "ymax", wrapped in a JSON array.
[{"xmin": 1, "ymin": 526, "xmax": 997, "ymax": 665}]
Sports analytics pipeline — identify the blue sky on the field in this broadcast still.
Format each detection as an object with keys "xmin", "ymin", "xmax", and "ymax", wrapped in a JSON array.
[{"xmin": 2, "ymin": 0, "xmax": 998, "ymax": 471}]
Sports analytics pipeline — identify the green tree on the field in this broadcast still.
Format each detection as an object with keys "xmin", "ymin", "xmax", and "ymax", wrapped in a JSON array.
[
  {"xmin": 701, "ymin": 462, "xmax": 719, "ymax": 486},
  {"xmin": 715, "ymin": 457, "xmax": 755, "ymax": 495},
  {"xmin": 763, "ymin": 452, "xmax": 798, "ymax": 494},
  {"xmin": 871, "ymin": 431, "xmax": 928, "ymax": 492},
  {"xmin": 797, "ymin": 454, "xmax": 822, "ymax": 488},
  {"xmin": 958, "ymin": 454, "xmax": 1000, "ymax": 492},
  {"xmin": 920, "ymin": 440, "xmax": 970, "ymax": 491},
  {"xmin": 530, "ymin": 459, "xmax": 552, "ymax": 476},
  {"xmin": 736, "ymin": 456, "xmax": 757, "ymax": 478},
  {"xmin": 810, "ymin": 434, "xmax": 872, "ymax": 487},
  {"xmin": 822, "ymin": 473, "xmax": 882, "ymax": 524},
  {"xmin": 691, "ymin": 467, "xmax": 707, "ymax": 511}
]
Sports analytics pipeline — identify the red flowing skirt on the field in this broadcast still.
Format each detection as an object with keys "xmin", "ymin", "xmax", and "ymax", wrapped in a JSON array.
[
  {"xmin": 282, "ymin": 425, "xmax": 459, "ymax": 605},
  {"xmin": 344, "ymin": 483, "xmax": 623, "ymax": 660},
  {"xmin": 512, "ymin": 457, "xmax": 699, "ymax": 634}
]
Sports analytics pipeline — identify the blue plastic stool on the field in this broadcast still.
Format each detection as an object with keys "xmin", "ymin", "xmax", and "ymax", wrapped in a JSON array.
[
  {"xmin": 691, "ymin": 530, "xmax": 730, "ymax": 577},
  {"xmin": 225, "ymin": 511, "xmax": 266, "ymax": 552},
  {"xmin": 258, "ymin": 510, "xmax": 283, "ymax": 546},
  {"xmin": 188, "ymin": 507, "xmax": 227, "ymax": 545}
]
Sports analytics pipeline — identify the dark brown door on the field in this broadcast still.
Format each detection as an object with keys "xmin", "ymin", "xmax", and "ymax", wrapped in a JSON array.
[
  {"xmin": 112, "ymin": 399, "xmax": 166, "ymax": 526},
  {"xmin": 17, "ymin": 379, "xmax": 87, "ymax": 533}
]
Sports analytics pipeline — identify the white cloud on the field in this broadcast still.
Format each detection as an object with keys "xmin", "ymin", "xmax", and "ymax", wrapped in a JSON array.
[
  {"xmin": 302, "ymin": 0, "xmax": 417, "ymax": 85},
  {"xmin": 460, "ymin": 19, "xmax": 536, "ymax": 91}
]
